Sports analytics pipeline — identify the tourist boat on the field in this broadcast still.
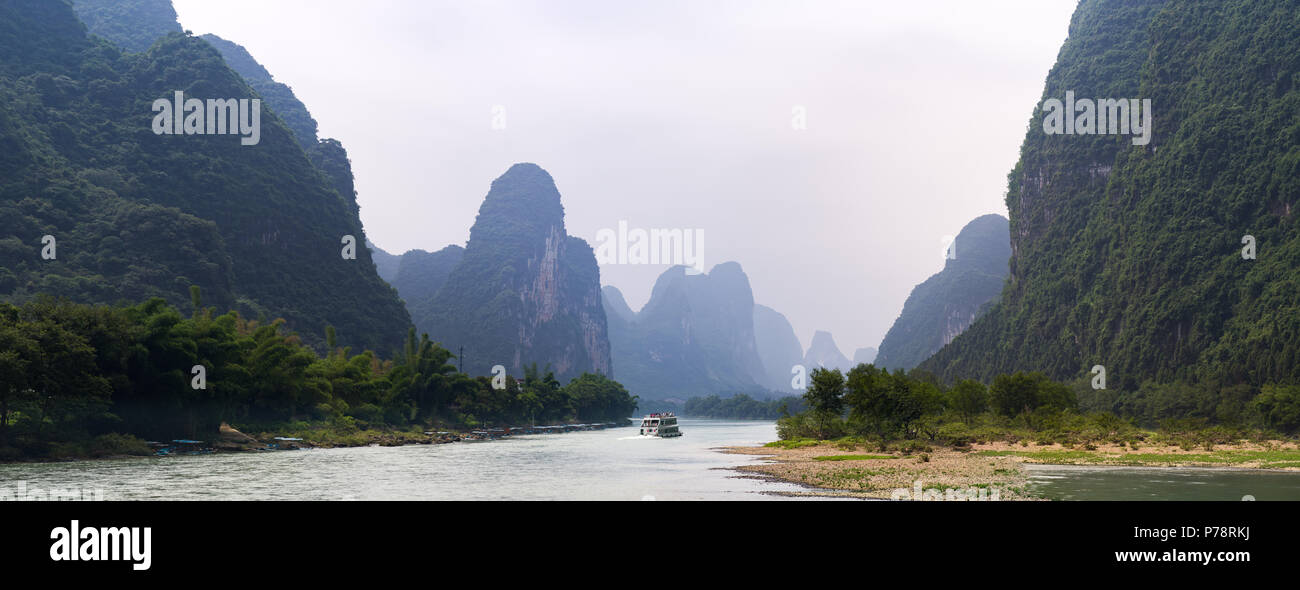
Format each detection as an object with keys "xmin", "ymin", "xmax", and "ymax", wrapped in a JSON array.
[{"xmin": 639, "ymin": 412, "xmax": 682, "ymax": 438}]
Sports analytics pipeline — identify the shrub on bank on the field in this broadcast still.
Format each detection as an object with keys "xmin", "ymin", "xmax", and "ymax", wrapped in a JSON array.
[{"xmin": 89, "ymin": 433, "xmax": 151, "ymax": 457}]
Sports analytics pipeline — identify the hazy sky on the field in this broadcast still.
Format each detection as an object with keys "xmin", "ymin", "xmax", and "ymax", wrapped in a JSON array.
[{"xmin": 171, "ymin": 0, "xmax": 1078, "ymax": 355}]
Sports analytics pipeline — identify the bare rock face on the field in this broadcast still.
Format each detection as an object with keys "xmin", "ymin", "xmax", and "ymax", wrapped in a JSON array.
[{"xmin": 419, "ymin": 164, "xmax": 611, "ymax": 381}]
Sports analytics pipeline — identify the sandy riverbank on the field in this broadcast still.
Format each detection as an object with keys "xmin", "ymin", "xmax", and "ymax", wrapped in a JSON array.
[{"xmin": 722, "ymin": 439, "xmax": 1300, "ymax": 499}]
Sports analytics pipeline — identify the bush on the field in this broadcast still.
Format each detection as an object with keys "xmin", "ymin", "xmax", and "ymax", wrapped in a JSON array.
[
  {"xmin": 89, "ymin": 433, "xmax": 151, "ymax": 457},
  {"xmin": 1254, "ymin": 385, "xmax": 1300, "ymax": 434},
  {"xmin": 937, "ymin": 422, "xmax": 974, "ymax": 446},
  {"xmin": 891, "ymin": 440, "xmax": 931, "ymax": 455},
  {"xmin": 777, "ymin": 411, "xmax": 845, "ymax": 441}
]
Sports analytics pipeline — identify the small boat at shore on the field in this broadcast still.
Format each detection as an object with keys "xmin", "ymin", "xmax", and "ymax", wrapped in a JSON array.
[
  {"xmin": 639, "ymin": 412, "xmax": 682, "ymax": 438},
  {"xmin": 149, "ymin": 440, "xmax": 214, "ymax": 456}
]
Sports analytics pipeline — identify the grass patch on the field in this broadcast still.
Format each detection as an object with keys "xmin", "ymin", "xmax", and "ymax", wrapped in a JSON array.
[
  {"xmin": 1260, "ymin": 462, "xmax": 1300, "ymax": 469},
  {"xmin": 765, "ymin": 438, "xmax": 820, "ymax": 450},
  {"xmin": 975, "ymin": 449, "xmax": 1096, "ymax": 462},
  {"xmin": 976, "ymin": 448, "xmax": 1300, "ymax": 467}
]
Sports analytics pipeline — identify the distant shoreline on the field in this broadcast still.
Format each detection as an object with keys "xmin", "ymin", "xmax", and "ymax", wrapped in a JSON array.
[{"xmin": 0, "ymin": 421, "xmax": 632, "ymax": 465}]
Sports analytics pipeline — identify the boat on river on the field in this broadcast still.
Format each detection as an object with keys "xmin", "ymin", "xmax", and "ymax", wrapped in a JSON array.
[{"xmin": 639, "ymin": 412, "xmax": 682, "ymax": 438}]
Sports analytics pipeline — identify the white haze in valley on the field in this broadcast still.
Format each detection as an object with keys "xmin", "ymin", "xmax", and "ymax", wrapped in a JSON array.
[{"xmin": 171, "ymin": 0, "xmax": 1077, "ymax": 354}]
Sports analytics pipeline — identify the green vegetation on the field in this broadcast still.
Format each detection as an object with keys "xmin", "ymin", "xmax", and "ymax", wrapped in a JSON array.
[
  {"xmin": 71, "ymin": 0, "xmax": 183, "ymax": 53},
  {"xmin": 683, "ymin": 393, "xmax": 803, "ymax": 419},
  {"xmin": 922, "ymin": 0, "xmax": 1300, "ymax": 392},
  {"xmin": 0, "ymin": 297, "xmax": 636, "ymax": 460},
  {"xmin": 763, "ymin": 438, "xmax": 820, "ymax": 450},
  {"xmin": 777, "ymin": 364, "xmax": 1300, "ymax": 447},
  {"xmin": 198, "ymin": 34, "xmax": 321, "ymax": 150},
  {"xmin": 976, "ymin": 448, "xmax": 1300, "ymax": 468},
  {"xmin": 1, "ymin": 0, "xmax": 411, "ymax": 355},
  {"xmin": 813, "ymin": 454, "xmax": 894, "ymax": 461}
]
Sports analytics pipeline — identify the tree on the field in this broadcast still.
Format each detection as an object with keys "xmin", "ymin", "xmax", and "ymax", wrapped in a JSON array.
[
  {"xmin": 845, "ymin": 363, "xmax": 889, "ymax": 437},
  {"xmin": 0, "ymin": 320, "xmax": 35, "ymax": 447},
  {"xmin": 563, "ymin": 372, "xmax": 637, "ymax": 422},
  {"xmin": 1254, "ymin": 385, "xmax": 1300, "ymax": 434},
  {"xmin": 989, "ymin": 372, "xmax": 1076, "ymax": 422},
  {"xmin": 990, "ymin": 372, "xmax": 1044, "ymax": 417},
  {"xmin": 803, "ymin": 368, "xmax": 845, "ymax": 439},
  {"xmin": 948, "ymin": 379, "xmax": 989, "ymax": 422}
]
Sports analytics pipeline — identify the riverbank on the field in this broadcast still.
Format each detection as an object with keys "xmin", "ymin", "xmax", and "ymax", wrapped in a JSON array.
[
  {"xmin": 723, "ymin": 438, "xmax": 1300, "ymax": 499},
  {"xmin": 242, "ymin": 421, "xmax": 629, "ymax": 450},
  {"xmin": 0, "ymin": 420, "xmax": 631, "ymax": 463}
]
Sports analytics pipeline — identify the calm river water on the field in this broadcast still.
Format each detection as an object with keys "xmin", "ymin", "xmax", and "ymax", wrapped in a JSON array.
[
  {"xmin": 0, "ymin": 419, "xmax": 809, "ymax": 500},
  {"xmin": 4, "ymin": 419, "xmax": 1299, "ymax": 500},
  {"xmin": 1025, "ymin": 463, "xmax": 1300, "ymax": 501}
]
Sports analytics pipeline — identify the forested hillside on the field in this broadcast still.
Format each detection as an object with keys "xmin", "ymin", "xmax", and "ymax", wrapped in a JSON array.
[
  {"xmin": 1, "ymin": 0, "xmax": 410, "ymax": 353},
  {"xmin": 922, "ymin": 0, "xmax": 1300, "ymax": 399}
]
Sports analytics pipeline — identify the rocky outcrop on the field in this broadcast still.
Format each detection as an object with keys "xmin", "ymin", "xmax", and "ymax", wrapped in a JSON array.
[{"xmin": 419, "ymin": 164, "xmax": 611, "ymax": 381}]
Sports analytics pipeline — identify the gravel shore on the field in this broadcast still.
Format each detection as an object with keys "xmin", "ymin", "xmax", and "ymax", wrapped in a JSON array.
[
  {"xmin": 722, "ymin": 442, "xmax": 1034, "ymax": 500},
  {"xmin": 723, "ymin": 438, "xmax": 1300, "ymax": 499}
]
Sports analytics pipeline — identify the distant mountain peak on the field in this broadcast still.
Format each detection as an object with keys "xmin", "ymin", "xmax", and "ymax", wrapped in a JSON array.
[
  {"xmin": 419, "ymin": 164, "xmax": 610, "ymax": 380},
  {"xmin": 604, "ymin": 262, "xmax": 765, "ymax": 398},
  {"xmin": 804, "ymin": 330, "xmax": 852, "ymax": 372},
  {"xmin": 876, "ymin": 214, "xmax": 1009, "ymax": 371}
]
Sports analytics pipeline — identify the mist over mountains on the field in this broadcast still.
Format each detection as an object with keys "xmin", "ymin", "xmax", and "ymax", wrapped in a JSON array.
[
  {"xmin": 875, "ymin": 214, "xmax": 1010, "ymax": 371},
  {"xmin": 803, "ymin": 330, "xmax": 852, "ymax": 373},
  {"xmin": 753, "ymin": 303, "xmax": 804, "ymax": 392},
  {"xmin": 17, "ymin": 0, "xmax": 1297, "ymax": 413},
  {"xmin": 603, "ymin": 263, "xmax": 766, "ymax": 399}
]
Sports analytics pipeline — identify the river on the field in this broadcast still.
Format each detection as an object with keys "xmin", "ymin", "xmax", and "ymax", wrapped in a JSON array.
[
  {"xmin": 1024, "ymin": 463, "xmax": 1300, "ymax": 501},
  {"xmin": 0, "ymin": 419, "xmax": 810, "ymax": 500},
  {"xmin": 5, "ymin": 419, "xmax": 1300, "ymax": 500}
]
